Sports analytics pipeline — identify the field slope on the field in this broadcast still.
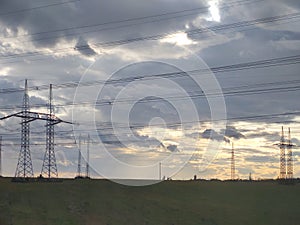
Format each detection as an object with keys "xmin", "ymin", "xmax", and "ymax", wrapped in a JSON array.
[{"xmin": 0, "ymin": 178, "xmax": 299, "ymax": 225}]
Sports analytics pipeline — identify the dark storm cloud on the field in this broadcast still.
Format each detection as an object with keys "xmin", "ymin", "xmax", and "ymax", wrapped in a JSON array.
[{"xmin": 0, "ymin": 0, "xmax": 209, "ymax": 47}]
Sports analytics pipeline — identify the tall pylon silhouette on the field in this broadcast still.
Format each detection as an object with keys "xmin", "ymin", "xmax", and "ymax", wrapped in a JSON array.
[
  {"xmin": 279, "ymin": 126, "xmax": 286, "ymax": 179},
  {"xmin": 76, "ymin": 134, "xmax": 82, "ymax": 178},
  {"xmin": 231, "ymin": 142, "xmax": 235, "ymax": 180},
  {"xmin": 41, "ymin": 84, "xmax": 58, "ymax": 178},
  {"xmin": 286, "ymin": 128, "xmax": 294, "ymax": 179},
  {"xmin": 86, "ymin": 134, "xmax": 90, "ymax": 178},
  {"xmin": 15, "ymin": 79, "xmax": 34, "ymax": 178}
]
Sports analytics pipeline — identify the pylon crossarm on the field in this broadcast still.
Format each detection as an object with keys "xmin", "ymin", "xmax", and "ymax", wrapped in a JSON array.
[
  {"xmin": 0, "ymin": 112, "xmax": 22, "ymax": 120},
  {"xmin": 0, "ymin": 111, "xmax": 72, "ymax": 125}
]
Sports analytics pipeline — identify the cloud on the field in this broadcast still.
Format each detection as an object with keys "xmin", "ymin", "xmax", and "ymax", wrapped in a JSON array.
[
  {"xmin": 202, "ymin": 128, "xmax": 220, "ymax": 139},
  {"xmin": 291, "ymin": 138, "xmax": 300, "ymax": 146},
  {"xmin": 167, "ymin": 144, "xmax": 179, "ymax": 152},
  {"xmin": 201, "ymin": 129, "xmax": 229, "ymax": 143},
  {"xmin": 245, "ymin": 155, "xmax": 277, "ymax": 163},
  {"xmin": 132, "ymin": 131, "xmax": 165, "ymax": 149},
  {"xmin": 246, "ymin": 131, "xmax": 280, "ymax": 143},
  {"xmin": 0, "ymin": 0, "xmax": 300, "ymax": 179},
  {"xmin": 201, "ymin": 126, "xmax": 244, "ymax": 143},
  {"xmin": 75, "ymin": 37, "xmax": 97, "ymax": 57},
  {"xmin": 224, "ymin": 126, "xmax": 245, "ymax": 140}
]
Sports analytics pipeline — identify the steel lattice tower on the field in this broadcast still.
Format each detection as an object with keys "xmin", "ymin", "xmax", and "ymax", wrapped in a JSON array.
[
  {"xmin": 279, "ymin": 126, "xmax": 286, "ymax": 179},
  {"xmin": 15, "ymin": 80, "xmax": 34, "ymax": 178},
  {"xmin": 41, "ymin": 84, "xmax": 58, "ymax": 178},
  {"xmin": 286, "ymin": 127, "xmax": 293, "ymax": 179},
  {"xmin": 231, "ymin": 142, "xmax": 235, "ymax": 180},
  {"xmin": 77, "ymin": 134, "xmax": 82, "ymax": 177},
  {"xmin": 86, "ymin": 134, "xmax": 90, "ymax": 178}
]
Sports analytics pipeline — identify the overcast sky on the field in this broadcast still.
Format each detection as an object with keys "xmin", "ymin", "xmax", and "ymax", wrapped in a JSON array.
[{"xmin": 0, "ymin": 0, "xmax": 300, "ymax": 183}]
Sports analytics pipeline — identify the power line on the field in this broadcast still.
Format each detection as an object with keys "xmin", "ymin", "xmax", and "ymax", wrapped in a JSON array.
[
  {"xmin": 0, "ymin": 79, "xmax": 299, "ymax": 111},
  {"xmin": 0, "ymin": 54, "xmax": 299, "ymax": 95},
  {"xmin": 78, "ymin": 12, "xmax": 300, "ymax": 48},
  {"xmin": 3, "ymin": 0, "xmax": 261, "ymax": 40},
  {"xmin": 1, "ymin": 111, "xmax": 299, "ymax": 140},
  {"xmin": 0, "ymin": 0, "xmax": 79, "ymax": 17},
  {"xmin": 1, "ymin": 11, "xmax": 299, "ymax": 62}
]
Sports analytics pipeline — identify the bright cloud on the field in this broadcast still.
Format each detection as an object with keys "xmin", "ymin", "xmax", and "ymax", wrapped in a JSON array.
[
  {"xmin": 160, "ymin": 32, "xmax": 196, "ymax": 46},
  {"xmin": 207, "ymin": 0, "xmax": 221, "ymax": 22}
]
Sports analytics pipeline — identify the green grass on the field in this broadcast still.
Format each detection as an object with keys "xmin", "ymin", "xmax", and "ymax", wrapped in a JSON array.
[{"xmin": 0, "ymin": 178, "xmax": 300, "ymax": 225}]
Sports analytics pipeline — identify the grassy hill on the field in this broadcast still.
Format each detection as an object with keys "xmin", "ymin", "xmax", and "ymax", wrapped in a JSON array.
[{"xmin": 0, "ymin": 178, "xmax": 299, "ymax": 225}]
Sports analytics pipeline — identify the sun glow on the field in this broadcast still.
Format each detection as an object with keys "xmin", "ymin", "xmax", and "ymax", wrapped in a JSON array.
[
  {"xmin": 161, "ymin": 32, "xmax": 196, "ymax": 46},
  {"xmin": 208, "ymin": 0, "xmax": 221, "ymax": 22}
]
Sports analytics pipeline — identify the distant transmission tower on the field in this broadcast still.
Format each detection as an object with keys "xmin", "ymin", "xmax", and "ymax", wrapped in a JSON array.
[
  {"xmin": 86, "ymin": 134, "xmax": 90, "ymax": 178},
  {"xmin": 41, "ymin": 84, "xmax": 58, "ymax": 178},
  {"xmin": 76, "ymin": 134, "xmax": 82, "ymax": 177},
  {"xmin": 231, "ymin": 142, "xmax": 235, "ymax": 180},
  {"xmin": 15, "ymin": 79, "xmax": 34, "ymax": 178},
  {"xmin": 286, "ymin": 127, "xmax": 294, "ymax": 179},
  {"xmin": 279, "ymin": 126, "xmax": 286, "ymax": 179}
]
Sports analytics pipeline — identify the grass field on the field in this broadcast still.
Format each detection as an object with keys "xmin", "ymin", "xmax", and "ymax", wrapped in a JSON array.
[{"xmin": 0, "ymin": 177, "xmax": 299, "ymax": 225}]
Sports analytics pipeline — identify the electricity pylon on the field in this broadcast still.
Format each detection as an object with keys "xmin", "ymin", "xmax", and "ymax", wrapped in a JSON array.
[
  {"xmin": 231, "ymin": 142, "xmax": 235, "ymax": 180},
  {"xmin": 41, "ymin": 84, "xmax": 58, "ymax": 178},
  {"xmin": 0, "ymin": 80, "xmax": 72, "ymax": 179},
  {"xmin": 15, "ymin": 80, "xmax": 34, "ymax": 178},
  {"xmin": 279, "ymin": 126, "xmax": 286, "ymax": 179}
]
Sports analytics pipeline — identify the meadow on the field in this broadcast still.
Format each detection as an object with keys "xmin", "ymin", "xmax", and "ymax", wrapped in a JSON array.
[{"xmin": 0, "ymin": 178, "xmax": 299, "ymax": 225}]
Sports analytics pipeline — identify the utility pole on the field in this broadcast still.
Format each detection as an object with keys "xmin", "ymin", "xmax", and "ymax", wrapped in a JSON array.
[
  {"xmin": 231, "ymin": 142, "xmax": 235, "ymax": 180},
  {"xmin": 15, "ymin": 79, "xmax": 34, "ymax": 178},
  {"xmin": 86, "ymin": 134, "xmax": 90, "ymax": 178},
  {"xmin": 41, "ymin": 84, "xmax": 58, "ymax": 178},
  {"xmin": 279, "ymin": 126, "xmax": 286, "ymax": 179}
]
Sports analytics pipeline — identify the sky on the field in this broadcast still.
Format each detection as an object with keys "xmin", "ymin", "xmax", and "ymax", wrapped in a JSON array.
[{"xmin": 0, "ymin": 0, "xmax": 300, "ymax": 184}]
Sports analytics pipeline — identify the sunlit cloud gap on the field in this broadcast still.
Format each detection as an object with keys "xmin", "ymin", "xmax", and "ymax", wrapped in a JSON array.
[{"xmin": 207, "ymin": 0, "xmax": 221, "ymax": 22}]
